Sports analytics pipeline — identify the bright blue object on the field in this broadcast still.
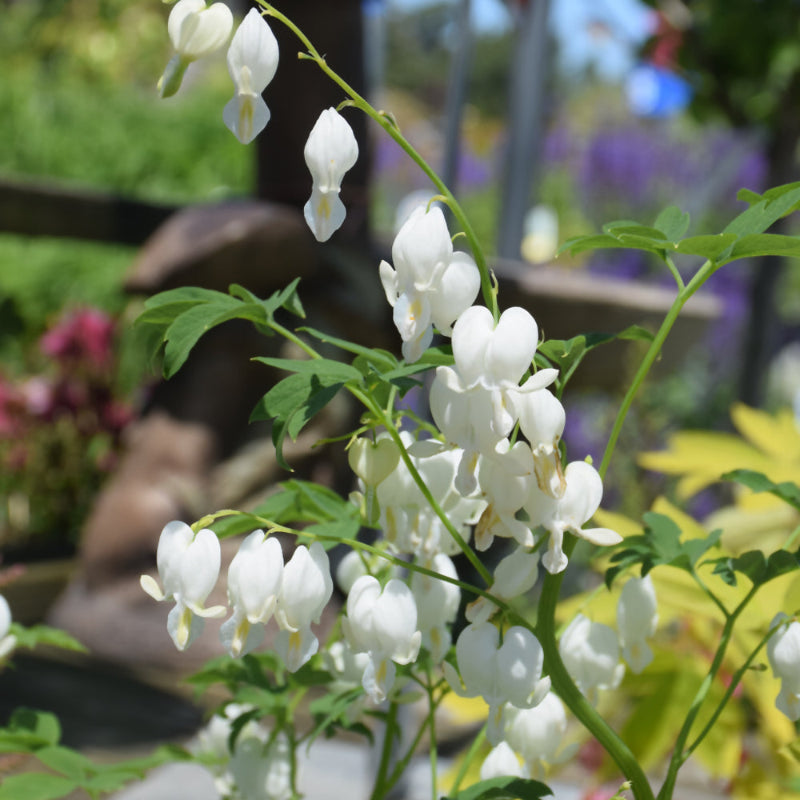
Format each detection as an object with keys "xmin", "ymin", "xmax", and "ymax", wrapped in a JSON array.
[{"xmin": 626, "ymin": 64, "xmax": 693, "ymax": 118}]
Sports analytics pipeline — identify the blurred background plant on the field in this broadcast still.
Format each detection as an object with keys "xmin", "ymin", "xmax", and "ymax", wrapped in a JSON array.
[{"xmin": 0, "ymin": 308, "xmax": 133, "ymax": 556}]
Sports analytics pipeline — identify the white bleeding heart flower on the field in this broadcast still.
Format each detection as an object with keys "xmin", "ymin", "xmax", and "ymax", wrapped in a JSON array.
[
  {"xmin": 503, "ymin": 691, "xmax": 577, "ymax": 779},
  {"xmin": 274, "ymin": 543, "xmax": 333, "ymax": 672},
  {"xmin": 526, "ymin": 460, "xmax": 622, "ymax": 575},
  {"xmin": 410, "ymin": 553, "xmax": 460, "ymax": 664},
  {"xmin": 514, "ymin": 388, "xmax": 566, "ymax": 498},
  {"xmin": 559, "ymin": 614, "xmax": 624, "ymax": 704},
  {"xmin": 444, "ymin": 622, "xmax": 550, "ymax": 744},
  {"xmin": 159, "ymin": 0, "xmax": 234, "ymax": 98},
  {"xmin": 767, "ymin": 613, "xmax": 800, "ymax": 721},
  {"xmin": 303, "ymin": 108, "xmax": 359, "ymax": 242},
  {"xmin": 140, "ymin": 520, "xmax": 226, "ymax": 651},
  {"xmin": 223, "ymin": 9, "xmax": 279, "ymax": 144},
  {"xmin": 379, "ymin": 206, "xmax": 480, "ymax": 362},
  {"xmin": 0, "ymin": 595, "xmax": 16, "ymax": 660},
  {"xmin": 617, "ymin": 575, "xmax": 658, "ymax": 673},
  {"xmin": 480, "ymin": 741, "xmax": 525, "ymax": 781},
  {"xmin": 343, "ymin": 575, "xmax": 422, "ymax": 703},
  {"xmin": 220, "ymin": 531, "xmax": 283, "ymax": 657}
]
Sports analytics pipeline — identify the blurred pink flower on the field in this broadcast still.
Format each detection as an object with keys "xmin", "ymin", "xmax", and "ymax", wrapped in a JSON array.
[{"xmin": 40, "ymin": 308, "xmax": 115, "ymax": 371}]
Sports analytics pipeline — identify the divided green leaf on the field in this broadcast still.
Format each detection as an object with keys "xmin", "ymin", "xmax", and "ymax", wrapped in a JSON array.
[
  {"xmin": 722, "ymin": 469, "xmax": 800, "ymax": 511},
  {"xmin": 442, "ymin": 776, "xmax": 553, "ymax": 800}
]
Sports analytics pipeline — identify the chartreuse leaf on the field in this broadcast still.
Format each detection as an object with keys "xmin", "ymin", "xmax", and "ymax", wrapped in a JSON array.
[
  {"xmin": 605, "ymin": 512, "xmax": 722, "ymax": 588},
  {"xmin": 442, "ymin": 776, "xmax": 552, "ymax": 800},
  {"xmin": 722, "ymin": 469, "xmax": 800, "ymax": 511}
]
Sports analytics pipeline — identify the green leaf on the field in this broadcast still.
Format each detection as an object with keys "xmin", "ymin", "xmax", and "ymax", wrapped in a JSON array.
[
  {"xmin": 709, "ymin": 548, "xmax": 800, "ymax": 588},
  {"xmin": 10, "ymin": 624, "xmax": 86, "ymax": 653},
  {"xmin": 299, "ymin": 327, "xmax": 399, "ymax": 372},
  {"xmin": 737, "ymin": 187, "xmax": 763, "ymax": 205},
  {"xmin": 723, "ymin": 185, "xmax": 800, "ymax": 237},
  {"xmin": 722, "ymin": 469, "xmax": 800, "ymax": 511},
  {"xmin": 35, "ymin": 746, "xmax": 92, "ymax": 780},
  {"xmin": 253, "ymin": 356, "xmax": 362, "ymax": 383},
  {"xmin": 0, "ymin": 709, "xmax": 62, "ymax": 751},
  {"xmin": 725, "ymin": 233, "xmax": 800, "ymax": 261},
  {"xmin": 0, "ymin": 773, "xmax": 77, "ymax": 800},
  {"xmin": 307, "ymin": 687, "xmax": 373, "ymax": 746},
  {"xmin": 674, "ymin": 234, "xmax": 737, "ymax": 260},
  {"xmin": 654, "ymin": 206, "xmax": 690, "ymax": 241},
  {"xmin": 142, "ymin": 286, "xmax": 227, "ymax": 310},
  {"xmin": 443, "ymin": 776, "xmax": 552, "ymax": 800},
  {"xmin": 605, "ymin": 513, "xmax": 722, "ymax": 587}
]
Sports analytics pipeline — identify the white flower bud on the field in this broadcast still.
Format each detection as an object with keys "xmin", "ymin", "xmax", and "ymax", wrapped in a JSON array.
[
  {"xmin": 303, "ymin": 108, "xmax": 359, "ymax": 242},
  {"xmin": 617, "ymin": 575, "xmax": 658, "ymax": 673},
  {"xmin": 559, "ymin": 614, "xmax": 624, "ymax": 703},
  {"xmin": 767, "ymin": 613, "xmax": 800, "ymax": 720},
  {"xmin": 480, "ymin": 742, "xmax": 525, "ymax": 781}
]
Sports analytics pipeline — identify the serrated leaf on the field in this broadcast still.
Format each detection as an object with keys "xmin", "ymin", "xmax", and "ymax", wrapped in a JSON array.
[
  {"xmin": 654, "ymin": 206, "xmax": 690, "ymax": 240},
  {"xmin": 674, "ymin": 234, "xmax": 738, "ymax": 260},
  {"xmin": 722, "ymin": 469, "xmax": 800, "ymax": 511},
  {"xmin": 443, "ymin": 776, "xmax": 552, "ymax": 800},
  {"xmin": 0, "ymin": 773, "xmax": 77, "ymax": 800}
]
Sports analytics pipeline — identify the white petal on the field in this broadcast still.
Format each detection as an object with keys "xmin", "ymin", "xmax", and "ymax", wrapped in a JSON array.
[
  {"xmin": 169, "ymin": 0, "xmax": 233, "ymax": 60},
  {"xmin": 227, "ymin": 9, "xmax": 279, "ymax": 93},
  {"xmin": 429, "ymin": 251, "xmax": 481, "ymax": 335},
  {"xmin": 452, "ymin": 305, "xmax": 494, "ymax": 388},
  {"xmin": 578, "ymin": 526, "xmax": 623, "ymax": 546},
  {"xmin": 391, "ymin": 206, "xmax": 452, "ymax": 290},
  {"xmin": 561, "ymin": 461, "xmax": 604, "ymax": 528},
  {"xmin": 304, "ymin": 185, "xmax": 346, "ymax": 242},
  {"xmin": 497, "ymin": 626, "xmax": 545, "ymax": 708},
  {"xmin": 485, "ymin": 307, "xmax": 539, "ymax": 387},
  {"xmin": 481, "ymin": 743, "xmax": 524, "ymax": 781},
  {"xmin": 276, "ymin": 626, "xmax": 319, "ymax": 672},
  {"xmin": 179, "ymin": 528, "xmax": 221, "ymax": 607},
  {"xmin": 156, "ymin": 520, "xmax": 194, "ymax": 598},
  {"xmin": 378, "ymin": 260, "xmax": 399, "ymax": 307},
  {"xmin": 223, "ymin": 93, "xmax": 270, "ymax": 144},
  {"xmin": 304, "ymin": 108, "xmax": 359, "ymax": 192}
]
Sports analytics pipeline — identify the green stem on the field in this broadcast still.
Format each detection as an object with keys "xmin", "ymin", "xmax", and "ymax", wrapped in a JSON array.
[
  {"xmin": 598, "ymin": 260, "xmax": 718, "ymax": 480},
  {"xmin": 656, "ymin": 584, "xmax": 758, "ymax": 800},
  {"xmin": 371, "ymin": 701, "xmax": 399, "ymax": 800},
  {"xmin": 257, "ymin": 1, "xmax": 498, "ymax": 322},
  {"xmin": 427, "ymin": 668, "xmax": 438, "ymax": 800},
  {"xmin": 691, "ymin": 568, "xmax": 730, "ymax": 621},
  {"xmin": 664, "ymin": 256, "xmax": 685, "ymax": 291},
  {"xmin": 536, "ymin": 537, "xmax": 656, "ymax": 800},
  {"xmin": 685, "ymin": 616, "xmax": 783, "ymax": 759},
  {"xmin": 449, "ymin": 724, "xmax": 487, "ymax": 795}
]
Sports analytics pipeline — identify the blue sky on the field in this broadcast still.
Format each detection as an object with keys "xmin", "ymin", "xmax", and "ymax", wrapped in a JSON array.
[{"xmin": 388, "ymin": 0, "xmax": 513, "ymax": 33}]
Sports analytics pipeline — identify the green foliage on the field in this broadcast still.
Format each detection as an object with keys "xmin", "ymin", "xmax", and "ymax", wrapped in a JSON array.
[
  {"xmin": 722, "ymin": 468, "xmax": 800, "ymax": 511},
  {"xmin": 537, "ymin": 325, "xmax": 653, "ymax": 397},
  {"xmin": 708, "ymin": 548, "xmax": 800, "ymax": 588},
  {"xmin": 605, "ymin": 512, "xmax": 723, "ymax": 588},
  {"xmin": 560, "ymin": 187, "xmax": 800, "ymax": 269},
  {"xmin": 9, "ymin": 624, "xmax": 86, "ymax": 654},
  {"xmin": 0, "ymin": 709, "xmax": 189, "ymax": 800},
  {"xmin": 442, "ymin": 776, "xmax": 553, "ymax": 800}
]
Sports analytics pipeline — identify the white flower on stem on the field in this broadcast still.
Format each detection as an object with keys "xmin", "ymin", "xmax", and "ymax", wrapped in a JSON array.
[
  {"xmin": 466, "ymin": 546, "xmax": 540, "ymax": 625},
  {"xmin": 349, "ymin": 435, "xmax": 400, "ymax": 524},
  {"xmin": 480, "ymin": 741, "xmax": 525, "ymax": 781},
  {"xmin": 0, "ymin": 595, "xmax": 16, "ymax": 660},
  {"xmin": 274, "ymin": 543, "xmax": 333, "ymax": 672},
  {"xmin": 444, "ymin": 622, "xmax": 551, "ymax": 744},
  {"xmin": 343, "ymin": 575, "xmax": 422, "ymax": 703},
  {"xmin": 379, "ymin": 206, "xmax": 480, "ymax": 362},
  {"xmin": 411, "ymin": 553, "xmax": 460, "ymax": 664},
  {"xmin": 616, "ymin": 575, "xmax": 658, "ymax": 673},
  {"xmin": 303, "ymin": 108, "xmax": 359, "ymax": 242},
  {"xmin": 230, "ymin": 733, "xmax": 292, "ymax": 800},
  {"xmin": 159, "ymin": 0, "xmax": 234, "ymax": 98},
  {"xmin": 430, "ymin": 305, "xmax": 557, "ymax": 493},
  {"xmin": 504, "ymin": 692, "xmax": 577, "ymax": 779},
  {"xmin": 767, "ymin": 613, "xmax": 800, "ymax": 720},
  {"xmin": 474, "ymin": 441, "xmax": 537, "ymax": 551},
  {"xmin": 223, "ymin": 9, "xmax": 279, "ymax": 144},
  {"xmin": 526, "ymin": 460, "xmax": 622, "ymax": 575},
  {"xmin": 515, "ymin": 388, "xmax": 566, "ymax": 498},
  {"xmin": 220, "ymin": 531, "xmax": 283, "ymax": 658},
  {"xmin": 140, "ymin": 520, "xmax": 226, "ymax": 651},
  {"xmin": 559, "ymin": 614, "xmax": 624, "ymax": 704}
]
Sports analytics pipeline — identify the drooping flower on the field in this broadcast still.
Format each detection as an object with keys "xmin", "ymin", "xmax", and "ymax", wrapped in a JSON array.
[
  {"xmin": 223, "ymin": 9, "xmax": 279, "ymax": 144},
  {"xmin": 230, "ymin": 733, "xmax": 292, "ymax": 800},
  {"xmin": 410, "ymin": 553, "xmax": 460, "ymax": 664},
  {"xmin": 140, "ymin": 520, "xmax": 226, "ymax": 650},
  {"xmin": 514, "ymin": 388, "xmax": 566, "ymax": 498},
  {"xmin": 274, "ymin": 543, "xmax": 333, "ymax": 672},
  {"xmin": 526, "ymin": 460, "xmax": 622, "ymax": 574},
  {"xmin": 444, "ymin": 622, "xmax": 550, "ymax": 744},
  {"xmin": 504, "ymin": 692, "xmax": 577, "ymax": 779},
  {"xmin": 559, "ymin": 614, "xmax": 624, "ymax": 704},
  {"xmin": 767, "ymin": 613, "xmax": 800, "ymax": 721},
  {"xmin": 616, "ymin": 575, "xmax": 658, "ymax": 673},
  {"xmin": 220, "ymin": 531, "xmax": 283, "ymax": 657},
  {"xmin": 379, "ymin": 206, "xmax": 480, "ymax": 362},
  {"xmin": 159, "ymin": 0, "xmax": 234, "ymax": 98},
  {"xmin": 466, "ymin": 546, "xmax": 540, "ymax": 624},
  {"xmin": 343, "ymin": 575, "xmax": 422, "ymax": 703},
  {"xmin": 0, "ymin": 595, "xmax": 16, "ymax": 660},
  {"xmin": 480, "ymin": 742, "xmax": 525, "ymax": 781},
  {"xmin": 303, "ymin": 108, "xmax": 359, "ymax": 242}
]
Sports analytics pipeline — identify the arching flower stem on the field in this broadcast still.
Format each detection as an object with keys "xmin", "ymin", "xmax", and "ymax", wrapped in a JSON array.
[{"xmin": 254, "ymin": 1, "xmax": 499, "ymax": 324}]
